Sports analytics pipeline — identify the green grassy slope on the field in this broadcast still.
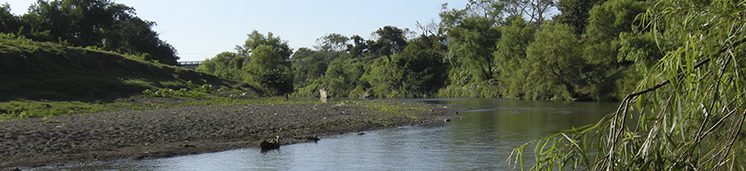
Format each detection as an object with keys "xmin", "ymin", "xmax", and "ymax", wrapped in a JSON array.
[{"xmin": 0, "ymin": 39, "xmax": 237, "ymax": 102}]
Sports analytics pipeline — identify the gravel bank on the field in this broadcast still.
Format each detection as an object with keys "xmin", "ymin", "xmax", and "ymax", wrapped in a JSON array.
[{"xmin": 0, "ymin": 102, "xmax": 456, "ymax": 169}]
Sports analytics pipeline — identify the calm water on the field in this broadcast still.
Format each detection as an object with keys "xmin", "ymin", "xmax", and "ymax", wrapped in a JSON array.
[{"xmin": 34, "ymin": 98, "xmax": 619, "ymax": 171}]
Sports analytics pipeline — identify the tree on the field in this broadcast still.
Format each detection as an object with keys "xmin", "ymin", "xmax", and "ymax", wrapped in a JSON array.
[
  {"xmin": 20, "ymin": 0, "xmax": 179, "ymax": 65},
  {"xmin": 492, "ymin": 17, "xmax": 536, "ymax": 98},
  {"xmin": 291, "ymin": 47, "xmax": 327, "ymax": 86},
  {"xmin": 197, "ymin": 31, "xmax": 293, "ymax": 97},
  {"xmin": 499, "ymin": 0, "xmax": 556, "ymax": 29},
  {"xmin": 526, "ymin": 0, "xmax": 555, "ymax": 30},
  {"xmin": 314, "ymin": 33, "xmax": 349, "ymax": 52},
  {"xmin": 103, "ymin": 15, "xmax": 179, "ymax": 65},
  {"xmin": 0, "ymin": 4, "xmax": 21, "ymax": 33},
  {"xmin": 415, "ymin": 20, "xmax": 448, "ymax": 50},
  {"xmin": 579, "ymin": 0, "xmax": 647, "ymax": 101},
  {"xmin": 236, "ymin": 30, "xmax": 292, "ymax": 59},
  {"xmin": 443, "ymin": 13, "xmax": 501, "ymax": 82},
  {"xmin": 311, "ymin": 33, "xmax": 348, "ymax": 62},
  {"xmin": 238, "ymin": 31, "xmax": 293, "ymax": 96},
  {"xmin": 584, "ymin": 0, "xmax": 646, "ymax": 67},
  {"xmin": 524, "ymin": 21, "xmax": 584, "ymax": 99},
  {"xmin": 346, "ymin": 35, "xmax": 369, "ymax": 58},
  {"xmin": 464, "ymin": 0, "xmax": 506, "ymax": 23},
  {"xmin": 394, "ymin": 39, "xmax": 449, "ymax": 96},
  {"xmin": 196, "ymin": 51, "xmax": 244, "ymax": 80},
  {"xmin": 370, "ymin": 26, "xmax": 409, "ymax": 62},
  {"xmin": 247, "ymin": 46, "xmax": 293, "ymax": 96},
  {"xmin": 321, "ymin": 58, "xmax": 366, "ymax": 98},
  {"xmin": 500, "ymin": 0, "xmax": 528, "ymax": 17},
  {"xmin": 555, "ymin": 0, "xmax": 606, "ymax": 35}
]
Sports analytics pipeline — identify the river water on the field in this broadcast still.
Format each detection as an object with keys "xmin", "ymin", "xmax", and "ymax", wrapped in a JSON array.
[{"xmin": 35, "ymin": 98, "xmax": 619, "ymax": 171}]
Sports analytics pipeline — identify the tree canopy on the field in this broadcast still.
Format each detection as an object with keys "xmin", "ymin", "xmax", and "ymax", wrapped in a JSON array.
[
  {"xmin": 370, "ymin": 26, "xmax": 409, "ymax": 62},
  {"xmin": 0, "ymin": 0, "xmax": 179, "ymax": 65},
  {"xmin": 198, "ymin": 30, "xmax": 293, "ymax": 96}
]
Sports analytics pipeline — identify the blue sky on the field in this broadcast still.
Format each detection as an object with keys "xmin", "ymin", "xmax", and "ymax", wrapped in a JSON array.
[{"xmin": 3, "ymin": 0, "xmax": 469, "ymax": 61}]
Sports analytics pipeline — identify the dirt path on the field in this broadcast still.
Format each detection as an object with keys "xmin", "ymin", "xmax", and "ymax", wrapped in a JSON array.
[{"xmin": 0, "ymin": 102, "xmax": 456, "ymax": 169}]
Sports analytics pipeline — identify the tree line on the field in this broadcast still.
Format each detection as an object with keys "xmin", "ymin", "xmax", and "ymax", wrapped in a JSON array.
[
  {"xmin": 0, "ymin": 0, "xmax": 178, "ymax": 65},
  {"xmin": 200, "ymin": 0, "xmax": 655, "ymax": 101}
]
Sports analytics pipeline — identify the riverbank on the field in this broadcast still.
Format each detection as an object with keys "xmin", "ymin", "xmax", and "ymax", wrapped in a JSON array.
[{"xmin": 0, "ymin": 101, "xmax": 457, "ymax": 169}]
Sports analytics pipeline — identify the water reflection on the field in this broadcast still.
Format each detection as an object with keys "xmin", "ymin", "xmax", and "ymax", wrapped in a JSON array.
[{"xmin": 34, "ymin": 98, "xmax": 618, "ymax": 171}]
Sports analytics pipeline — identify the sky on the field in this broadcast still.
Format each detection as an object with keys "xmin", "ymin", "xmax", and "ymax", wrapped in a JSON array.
[{"xmin": 3, "ymin": 0, "xmax": 469, "ymax": 61}]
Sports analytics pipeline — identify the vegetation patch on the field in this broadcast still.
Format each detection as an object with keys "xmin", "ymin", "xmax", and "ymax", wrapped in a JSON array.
[{"xmin": 0, "ymin": 38, "xmax": 247, "ymax": 102}]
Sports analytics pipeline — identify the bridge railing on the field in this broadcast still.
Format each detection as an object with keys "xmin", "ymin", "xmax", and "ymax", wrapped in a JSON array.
[{"xmin": 178, "ymin": 61, "xmax": 202, "ymax": 65}]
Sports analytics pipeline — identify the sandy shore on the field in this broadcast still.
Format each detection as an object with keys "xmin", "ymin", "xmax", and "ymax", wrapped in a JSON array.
[{"xmin": 0, "ymin": 102, "xmax": 456, "ymax": 169}]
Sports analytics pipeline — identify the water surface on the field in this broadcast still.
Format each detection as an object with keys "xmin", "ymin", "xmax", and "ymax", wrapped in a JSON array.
[{"xmin": 35, "ymin": 98, "xmax": 618, "ymax": 170}]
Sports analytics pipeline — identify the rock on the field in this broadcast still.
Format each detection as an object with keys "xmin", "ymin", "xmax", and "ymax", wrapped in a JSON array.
[{"xmin": 357, "ymin": 132, "xmax": 365, "ymax": 135}]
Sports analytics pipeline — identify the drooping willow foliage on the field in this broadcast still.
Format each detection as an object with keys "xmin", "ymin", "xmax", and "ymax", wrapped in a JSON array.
[{"xmin": 512, "ymin": 0, "xmax": 746, "ymax": 170}]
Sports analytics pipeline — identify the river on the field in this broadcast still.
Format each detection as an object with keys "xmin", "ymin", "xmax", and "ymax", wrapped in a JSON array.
[{"xmin": 34, "ymin": 98, "xmax": 619, "ymax": 171}]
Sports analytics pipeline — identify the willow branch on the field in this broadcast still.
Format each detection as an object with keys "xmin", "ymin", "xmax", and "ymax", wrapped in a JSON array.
[
  {"xmin": 621, "ymin": 36, "xmax": 746, "ymax": 102},
  {"xmin": 601, "ymin": 34, "xmax": 746, "ymax": 170}
]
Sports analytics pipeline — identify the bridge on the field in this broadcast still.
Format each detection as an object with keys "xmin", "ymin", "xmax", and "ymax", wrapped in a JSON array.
[{"xmin": 178, "ymin": 61, "xmax": 202, "ymax": 69}]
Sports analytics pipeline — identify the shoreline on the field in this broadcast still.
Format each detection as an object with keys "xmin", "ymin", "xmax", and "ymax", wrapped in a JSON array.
[{"xmin": 0, "ymin": 102, "xmax": 457, "ymax": 169}]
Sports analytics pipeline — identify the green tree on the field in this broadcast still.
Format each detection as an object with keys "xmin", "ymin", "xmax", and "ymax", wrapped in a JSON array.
[
  {"xmin": 291, "ymin": 47, "xmax": 327, "ymax": 86},
  {"xmin": 311, "ymin": 33, "xmax": 348, "ymax": 63},
  {"xmin": 20, "ymin": 0, "xmax": 179, "ymax": 65},
  {"xmin": 321, "ymin": 57, "xmax": 366, "ymax": 98},
  {"xmin": 495, "ymin": 0, "xmax": 555, "ymax": 29},
  {"xmin": 361, "ymin": 59, "xmax": 403, "ymax": 98},
  {"xmin": 314, "ymin": 33, "xmax": 349, "ymax": 52},
  {"xmin": 370, "ymin": 26, "xmax": 409, "ymax": 62},
  {"xmin": 463, "ymin": 0, "xmax": 505, "ymax": 23},
  {"xmin": 444, "ymin": 14, "xmax": 501, "ymax": 82},
  {"xmin": 250, "ymin": 49, "xmax": 293, "ymax": 96},
  {"xmin": 236, "ymin": 30, "xmax": 292, "ymax": 59},
  {"xmin": 346, "ymin": 35, "xmax": 369, "ymax": 58},
  {"xmin": 493, "ymin": 16, "xmax": 536, "ymax": 99},
  {"xmin": 437, "ymin": 2, "xmax": 504, "ymax": 98},
  {"xmin": 361, "ymin": 38, "xmax": 449, "ymax": 98},
  {"xmin": 0, "ymin": 4, "xmax": 22, "ymax": 33},
  {"xmin": 526, "ymin": 0, "xmax": 555, "ymax": 30},
  {"xmin": 239, "ymin": 31, "xmax": 293, "ymax": 96},
  {"xmin": 394, "ymin": 39, "xmax": 449, "ymax": 96},
  {"xmin": 555, "ymin": 0, "xmax": 606, "ymax": 35},
  {"xmin": 581, "ymin": 0, "xmax": 647, "ymax": 101},
  {"xmin": 197, "ymin": 31, "xmax": 293, "ymax": 97},
  {"xmin": 524, "ymin": 21, "xmax": 584, "ymax": 100},
  {"xmin": 584, "ymin": 0, "xmax": 646, "ymax": 67},
  {"xmin": 196, "ymin": 52, "xmax": 245, "ymax": 80}
]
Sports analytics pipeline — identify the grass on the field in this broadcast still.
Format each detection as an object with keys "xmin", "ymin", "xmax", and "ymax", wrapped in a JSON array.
[
  {"xmin": 0, "ymin": 38, "xmax": 239, "ymax": 102},
  {"xmin": 0, "ymin": 38, "xmax": 437, "ymax": 121},
  {"xmin": 0, "ymin": 95, "xmax": 321, "ymax": 119},
  {"xmin": 0, "ymin": 38, "xmax": 269, "ymax": 118},
  {"xmin": 334, "ymin": 100, "xmax": 431, "ymax": 124}
]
